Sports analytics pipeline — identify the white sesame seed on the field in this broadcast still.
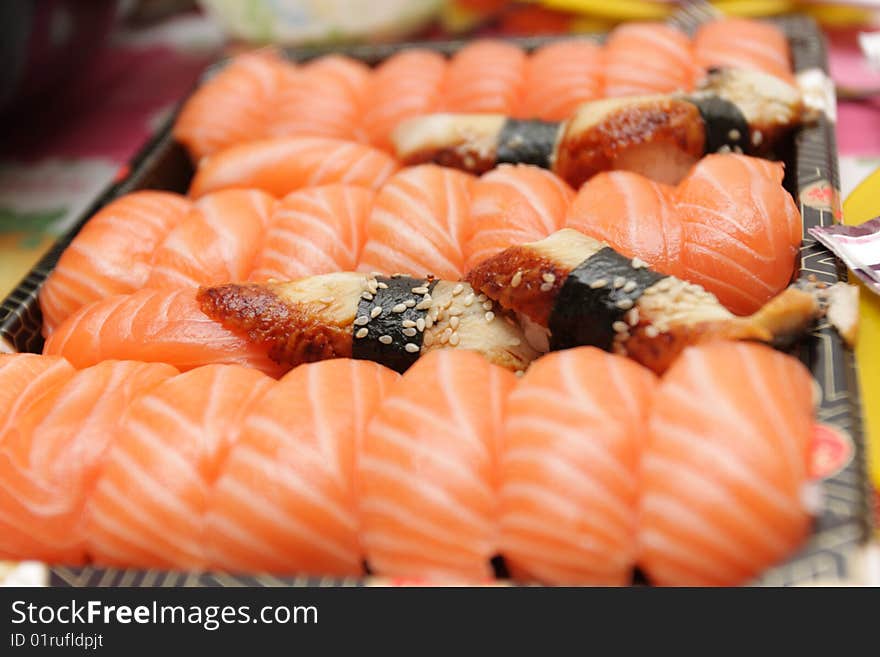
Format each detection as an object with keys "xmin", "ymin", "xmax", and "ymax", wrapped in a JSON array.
[
  {"xmin": 377, "ymin": 282, "xmax": 388, "ymax": 289},
  {"xmin": 416, "ymin": 318, "xmax": 425, "ymax": 332},
  {"xmin": 631, "ymin": 257, "xmax": 647, "ymax": 269},
  {"xmin": 423, "ymin": 331, "xmax": 434, "ymax": 346},
  {"xmin": 515, "ymin": 370, "xmax": 524, "ymax": 378},
  {"xmin": 361, "ymin": 292, "xmax": 374, "ymax": 301},
  {"xmin": 733, "ymin": 145, "xmax": 743, "ymax": 154},
  {"xmin": 404, "ymin": 299, "xmax": 416, "ymax": 308},
  {"xmin": 402, "ymin": 319, "xmax": 416, "ymax": 328},
  {"xmin": 354, "ymin": 316, "xmax": 369, "ymax": 326},
  {"xmin": 368, "ymin": 281, "xmax": 378, "ymax": 294},
  {"xmin": 589, "ymin": 278, "xmax": 608, "ymax": 289},
  {"xmin": 404, "ymin": 343, "xmax": 419, "ymax": 353},
  {"xmin": 449, "ymin": 333, "xmax": 460, "ymax": 347},
  {"xmin": 540, "ymin": 282, "xmax": 553, "ymax": 292},
  {"xmin": 645, "ymin": 325, "xmax": 659, "ymax": 338},
  {"xmin": 355, "ymin": 328, "xmax": 368, "ymax": 339},
  {"xmin": 615, "ymin": 299, "xmax": 634, "ymax": 310},
  {"xmin": 626, "ymin": 308, "xmax": 640, "ymax": 326},
  {"xmin": 392, "ymin": 303, "xmax": 407, "ymax": 313},
  {"xmin": 717, "ymin": 144, "xmax": 732, "ymax": 154},
  {"xmin": 415, "ymin": 299, "xmax": 432, "ymax": 310},
  {"xmin": 463, "ymin": 293, "xmax": 475, "ymax": 306},
  {"xmin": 319, "ymin": 296, "xmax": 334, "ymax": 304},
  {"xmin": 542, "ymin": 272, "xmax": 555, "ymax": 284},
  {"xmin": 449, "ymin": 316, "xmax": 460, "ymax": 330},
  {"xmin": 425, "ymin": 315, "xmax": 433, "ymax": 329},
  {"xmin": 728, "ymin": 128, "xmax": 741, "ymax": 141},
  {"xmin": 422, "ymin": 293, "xmax": 432, "ymax": 303},
  {"xmin": 412, "ymin": 286, "xmax": 429, "ymax": 295},
  {"xmin": 511, "ymin": 271, "xmax": 523, "ymax": 288},
  {"xmin": 612, "ymin": 321, "xmax": 629, "ymax": 333},
  {"xmin": 485, "ymin": 311, "xmax": 495, "ymax": 322},
  {"xmin": 482, "ymin": 301, "xmax": 493, "ymax": 311},
  {"xmin": 613, "ymin": 276, "xmax": 625, "ymax": 289},
  {"xmin": 370, "ymin": 271, "xmax": 383, "ymax": 278},
  {"xmin": 371, "ymin": 306, "xmax": 383, "ymax": 318},
  {"xmin": 452, "ymin": 283, "xmax": 464, "ymax": 296},
  {"xmin": 402, "ymin": 327, "xmax": 417, "ymax": 337},
  {"xmin": 752, "ymin": 130, "xmax": 763, "ymax": 146},
  {"xmin": 378, "ymin": 335, "xmax": 393, "ymax": 345},
  {"xmin": 622, "ymin": 280, "xmax": 637, "ymax": 293},
  {"xmin": 440, "ymin": 330, "xmax": 450, "ymax": 345},
  {"xmin": 448, "ymin": 307, "xmax": 463, "ymax": 317},
  {"xmin": 477, "ymin": 294, "xmax": 487, "ymax": 303}
]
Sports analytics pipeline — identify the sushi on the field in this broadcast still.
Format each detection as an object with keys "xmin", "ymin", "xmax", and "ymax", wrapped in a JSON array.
[
  {"xmin": 249, "ymin": 184, "xmax": 375, "ymax": 282},
  {"xmin": 0, "ymin": 360, "xmax": 178, "ymax": 563},
  {"xmin": 198, "ymin": 273, "xmax": 539, "ymax": 374},
  {"xmin": 189, "ymin": 137, "xmax": 398, "ymax": 199},
  {"xmin": 357, "ymin": 164, "xmax": 475, "ymax": 281},
  {"xmin": 693, "ymin": 18, "xmax": 794, "ymax": 84},
  {"xmin": 520, "ymin": 39, "xmax": 604, "ymax": 121},
  {"xmin": 566, "ymin": 153, "xmax": 802, "ymax": 315},
  {"xmin": 43, "ymin": 288, "xmax": 288, "ymax": 377},
  {"xmin": 465, "ymin": 229, "xmax": 822, "ymax": 373},
  {"xmin": 85, "ymin": 364, "xmax": 275, "ymax": 570},
  {"xmin": 359, "ymin": 349, "xmax": 516, "ymax": 581},
  {"xmin": 499, "ymin": 347, "xmax": 656, "ymax": 585},
  {"xmin": 440, "ymin": 40, "xmax": 526, "ymax": 116},
  {"xmin": 146, "ymin": 189, "xmax": 276, "ymax": 289},
  {"xmin": 392, "ymin": 68, "xmax": 804, "ymax": 187},
  {"xmin": 207, "ymin": 359, "xmax": 398, "ymax": 576},
  {"xmin": 603, "ymin": 22, "xmax": 696, "ymax": 97},
  {"xmin": 640, "ymin": 341, "xmax": 813, "ymax": 586},
  {"xmin": 464, "ymin": 164, "xmax": 574, "ymax": 272},
  {"xmin": 39, "ymin": 191, "xmax": 193, "ymax": 335}
]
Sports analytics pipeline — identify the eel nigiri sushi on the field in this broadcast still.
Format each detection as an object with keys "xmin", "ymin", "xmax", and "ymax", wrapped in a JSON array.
[
  {"xmin": 197, "ymin": 272, "xmax": 539, "ymax": 374},
  {"xmin": 392, "ymin": 67, "xmax": 804, "ymax": 187},
  {"xmin": 465, "ymin": 229, "xmax": 822, "ymax": 373},
  {"xmin": 640, "ymin": 341, "xmax": 813, "ymax": 586}
]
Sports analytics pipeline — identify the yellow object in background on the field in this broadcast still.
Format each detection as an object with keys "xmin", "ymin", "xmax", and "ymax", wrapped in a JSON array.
[{"xmin": 842, "ymin": 170, "xmax": 880, "ymax": 495}]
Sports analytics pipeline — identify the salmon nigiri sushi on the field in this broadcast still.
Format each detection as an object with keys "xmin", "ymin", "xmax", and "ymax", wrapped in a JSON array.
[
  {"xmin": 465, "ymin": 164, "xmax": 573, "ymax": 272},
  {"xmin": 147, "ymin": 189, "xmax": 276, "ymax": 289},
  {"xmin": 441, "ymin": 40, "xmax": 526, "ymax": 116},
  {"xmin": 675, "ymin": 154, "xmax": 802, "ymax": 315},
  {"xmin": 500, "ymin": 347, "xmax": 657, "ymax": 585},
  {"xmin": 640, "ymin": 341, "xmax": 814, "ymax": 586},
  {"xmin": 43, "ymin": 288, "xmax": 288, "ymax": 377},
  {"xmin": 207, "ymin": 359, "xmax": 398, "ymax": 576},
  {"xmin": 603, "ymin": 23, "xmax": 696, "ymax": 97},
  {"xmin": 249, "ymin": 184, "xmax": 375, "ymax": 282},
  {"xmin": 693, "ymin": 18, "xmax": 793, "ymax": 83},
  {"xmin": 359, "ymin": 349, "xmax": 516, "ymax": 581},
  {"xmin": 358, "ymin": 164, "xmax": 475, "ymax": 280},
  {"xmin": 85, "ymin": 364, "xmax": 274, "ymax": 570},
  {"xmin": 0, "ymin": 360, "xmax": 177, "ymax": 564},
  {"xmin": 173, "ymin": 50, "xmax": 291, "ymax": 162},
  {"xmin": 0, "ymin": 354, "xmax": 76, "ymax": 437},
  {"xmin": 39, "ymin": 191, "xmax": 192, "ymax": 335},
  {"xmin": 520, "ymin": 39, "xmax": 604, "ymax": 121},
  {"xmin": 270, "ymin": 55, "xmax": 371, "ymax": 143},
  {"xmin": 363, "ymin": 49, "xmax": 447, "ymax": 152},
  {"xmin": 189, "ymin": 137, "xmax": 398, "ymax": 199}
]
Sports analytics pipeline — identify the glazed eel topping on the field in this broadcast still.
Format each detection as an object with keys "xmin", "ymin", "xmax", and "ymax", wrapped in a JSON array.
[
  {"xmin": 393, "ymin": 68, "xmax": 805, "ymax": 186},
  {"xmin": 198, "ymin": 272, "xmax": 540, "ymax": 374},
  {"xmin": 466, "ymin": 229, "xmax": 825, "ymax": 373}
]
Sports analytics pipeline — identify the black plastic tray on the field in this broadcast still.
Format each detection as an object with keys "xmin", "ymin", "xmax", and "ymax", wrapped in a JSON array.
[{"xmin": 0, "ymin": 15, "xmax": 871, "ymax": 587}]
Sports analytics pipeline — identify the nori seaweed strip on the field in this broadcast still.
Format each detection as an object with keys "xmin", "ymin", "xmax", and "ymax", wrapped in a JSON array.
[
  {"xmin": 686, "ymin": 95, "xmax": 750, "ymax": 155},
  {"xmin": 352, "ymin": 275, "xmax": 438, "ymax": 373},
  {"xmin": 549, "ymin": 248, "xmax": 667, "ymax": 352},
  {"xmin": 496, "ymin": 119, "xmax": 559, "ymax": 169}
]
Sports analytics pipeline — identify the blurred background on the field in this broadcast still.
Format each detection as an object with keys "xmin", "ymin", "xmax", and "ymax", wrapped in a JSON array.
[{"xmin": 0, "ymin": 0, "xmax": 877, "ymax": 288}]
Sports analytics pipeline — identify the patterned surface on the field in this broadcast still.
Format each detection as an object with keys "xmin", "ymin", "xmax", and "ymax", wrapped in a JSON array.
[{"xmin": 0, "ymin": 16, "xmax": 871, "ymax": 587}]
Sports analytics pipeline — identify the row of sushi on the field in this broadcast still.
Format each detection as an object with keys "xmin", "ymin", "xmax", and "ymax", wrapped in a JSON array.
[
  {"xmin": 0, "ymin": 340, "xmax": 818, "ymax": 587},
  {"xmin": 40, "ymin": 154, "xmax": 803, "ymax": 347},
  {"xmin": 174, "ymin": 18, "xmax": 795, "ymax": 162}
]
